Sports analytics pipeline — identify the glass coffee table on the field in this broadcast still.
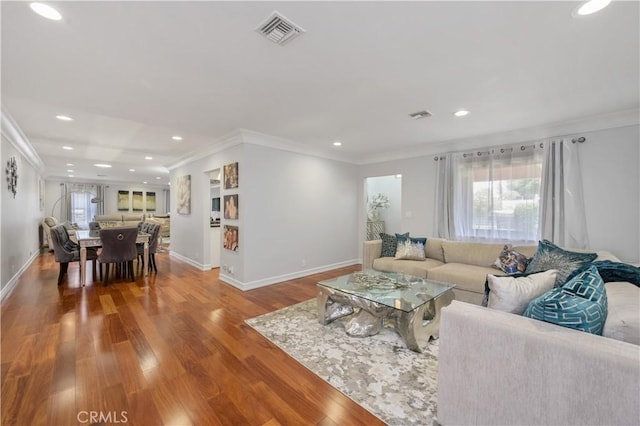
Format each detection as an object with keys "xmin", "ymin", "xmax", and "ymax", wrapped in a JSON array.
[{"xmin": 317, "ymin": 270, "xmax": 455, "ymax": 352}]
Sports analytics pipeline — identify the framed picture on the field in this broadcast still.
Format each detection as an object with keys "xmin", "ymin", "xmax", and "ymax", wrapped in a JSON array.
[
  {"xmin": 132, "ymin": 191, "xmax": 143, "ymax": 211},
  {"xmin": 223, "ymin": 225, "xmax": 239, "ymax": 252},
  {"xmin": 117, "ymin": 190, "xmax": 129, "ymax": 211},
  {"xmin": 223, "ymin": 162, "xmax": 238, "ymax": 189},
  {"xmin": 177, "ymin": 174, "xmax": 191, "ymax": 215},
  {"xmin": 223, "ymin": 194, "xmax": 239, "ymax": 220},
  {"xmin": 146, "ymin": 191, "xmax": 156, "ymax": 211}
]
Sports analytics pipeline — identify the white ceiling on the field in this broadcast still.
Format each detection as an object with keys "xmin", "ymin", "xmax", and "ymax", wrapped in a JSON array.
[{"xmin": 2, "ymin": 1, "xmax": 638, "ymax": 184}]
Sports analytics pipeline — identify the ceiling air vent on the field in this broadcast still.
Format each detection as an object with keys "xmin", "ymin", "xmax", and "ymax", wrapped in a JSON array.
[
  {"xmin": 409, "ymin": 110, "xmax": 433, "ymax": 120},
  {"xmin": 255, "ymin": 11, "xmax": 305, "ymax": 46}
]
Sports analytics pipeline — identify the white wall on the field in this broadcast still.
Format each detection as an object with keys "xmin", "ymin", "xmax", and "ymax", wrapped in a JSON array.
[
  {"xmin": 1, "ymin": 136, "xmax": 42, "ymax": 297},
  {"xmin": 168, "ymin": 135, "xmax": 360, "ymax": 289},
  {"xmin": 360, "ymin": 124, "xmax": 640, "ymax": 263}
]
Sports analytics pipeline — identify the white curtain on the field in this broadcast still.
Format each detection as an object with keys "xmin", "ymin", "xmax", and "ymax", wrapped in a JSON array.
[
  {"xmin": 539, "ymin": 139, "xmax": 589, "ymax": 248},
  {"xmin": 435, "ymin": 144, "xmax": 543, "ymax": 243}
]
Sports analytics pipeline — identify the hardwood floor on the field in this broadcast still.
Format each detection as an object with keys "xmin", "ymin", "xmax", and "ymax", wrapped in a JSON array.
[{"xmin": 1, "ymin": 250, "xmax": 384, "ymax": 426}]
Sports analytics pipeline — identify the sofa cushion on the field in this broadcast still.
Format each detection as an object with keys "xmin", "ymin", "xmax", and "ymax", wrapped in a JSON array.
[
  {"xmin": 603, "ymin": 282, "xmax": 640, "ymax": 345},
  {"xmin": 525, "ymin": 239, "xmax": 597, "ymax": 285},
  {"xmin": 487, "ymin": 270, "xmax": 558, "ymax": 314},
  {"xmin": 427, "ymin": 263, "xmax": 497, "ymax": 294},
  {"xmin": 380, "ymin": 232, "xmax": 408, "ymax": 257},
  {"xmin": 425, "ymin": 238, "xmax": 445, "ymax": 263},
  {"xmin": 524, "ymin": 266, "xmax": 608, "ymax": 335},
  {"xmin": 372, "ymin": 257, "xmax": 443, "ymax": 278},
  {"xmin": 442, "ymin": 241, "xmax": 506, "ymax": 267}
]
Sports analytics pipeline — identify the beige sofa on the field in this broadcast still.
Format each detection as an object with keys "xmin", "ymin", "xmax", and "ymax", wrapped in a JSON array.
[
  {"xmin": 94, "ymin": 214, "xmax": 144, "ymax": 228},
  {"xmin": 145, "ymin": 214, "xmax": 170, "ymax": 238},
  {"xmin": 363, "ymin": 238, "xmax": 618, "ymax": 305}
]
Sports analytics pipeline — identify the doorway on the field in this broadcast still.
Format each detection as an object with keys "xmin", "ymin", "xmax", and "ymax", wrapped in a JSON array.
[{"xmin": 364, "ymin": 175, "xmax": 402, "ymax": 240}]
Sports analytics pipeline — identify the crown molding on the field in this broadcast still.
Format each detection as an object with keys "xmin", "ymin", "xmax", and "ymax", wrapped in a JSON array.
[
  {"xmin": 165, "ymin": 129, "xmax": 244, "ymax": 171},
  {"xmin": 1, "ymin": 107, "xmax": 45, "ymax": 172},
  {"xmin": 358, "ymin": 108, "xmax": 640, "ymax": 165}
]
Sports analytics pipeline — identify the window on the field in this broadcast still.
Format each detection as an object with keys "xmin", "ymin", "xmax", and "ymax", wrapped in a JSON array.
[
  {"xmin": 70, "ymin": 191, "xmax": 97, "ymax": 229},
  {"xmin": 451, "ymin": 147, "xmax": 543, "ymax": 242}
]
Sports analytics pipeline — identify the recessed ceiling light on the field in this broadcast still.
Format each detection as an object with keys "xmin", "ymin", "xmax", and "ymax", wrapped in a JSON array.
[
  {"xmin": 30, "ymin": 2, "xmax": 62, "ymax": 21},
  {"xmin": 56, "ymin": 115, "xmax": 73, "ymax": 121},
  {"xmin": 129, "ymin": 168, "xmax": 135, "ymax": 172},
  {"xmin": 66, "ymin": 169, "xmax": 74, "ymax": 173},
  {"xmin": 333, "ymin": 141, "xmax": 342, "ymax": 147},
  {"xmin": 66, "ymin": 163, "xmax": 74, "ymax": 166},
  {"xmin": 453, "ymin": 110, "xmax": 470, "ymax": 117},
  {"xmin": 155, "ymin": 176, "xmax": 161, "ymax": 180},
  {"xmin": 68, "ymin": 174, "xmax": 74, "ymax": 178},
  {"xmin": 62, "ymin": 146, "xmax": 73, "ymax": 150},
  {"xmin": 574, "ymin": 0, "xmax": 611, "ymax": 16},
  {"xmin": 145, "ymin": 156, "xmax": 153, "ymax": 160},
  {"xmin": 93, "ymin": 163, "xmax": 112, "ymax": 168},
  {"xmin": 172, "ymin": 136, "xmax": 183, "ymax": 141},
  {"xmin": 168, "ymin": 182, "xmax": 171, "ymax": 186},
  {"xmin": 143, "ymin": 181, "xmax": 148, "ymax": 184}
]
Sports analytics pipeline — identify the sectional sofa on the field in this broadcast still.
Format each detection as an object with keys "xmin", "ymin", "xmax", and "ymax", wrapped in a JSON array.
[{"xmin": 363, "ymin": 237, "xmax": 640, "ymax": 425}]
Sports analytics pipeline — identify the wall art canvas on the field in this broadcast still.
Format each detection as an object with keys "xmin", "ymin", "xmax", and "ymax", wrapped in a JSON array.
[
  {"xmin": 223, "ymin": 225, "xmax": 239, "ymax": 252},
  {"xmin": 223, "ymin": 162, "xmax": 239, "ymax": 189},
  {"xmin": 132, "ymin": 191, "xmax": 143, "ymax": 211},
  {"xmin": 223, "ymin": 194, "xmax": 239, "ymax": 220},
  {"xmin": 177, "ymin": 174, "xmax": 191, "ymax": 215},
  {"xmin": 117, "ymin": 190, "xmax": 129, "ymax": 211},
  {"xmin": 146, "ymin": 191, "xmax": 156, "ymax": 211}
]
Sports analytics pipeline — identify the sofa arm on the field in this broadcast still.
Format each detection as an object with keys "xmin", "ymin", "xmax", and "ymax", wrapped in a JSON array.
[
  {"xmin": 363, "ymin": 240, "xmax": 382, "ymax": 270},
  {"xmin": 437, "ymin": 301, "xmax": 640, "ymax": 426}
]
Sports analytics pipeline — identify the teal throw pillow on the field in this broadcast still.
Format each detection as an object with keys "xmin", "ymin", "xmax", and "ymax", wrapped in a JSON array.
[
  {"xmin": 525, "ymin": 239, "xmax": 597, "ymax": 285},
  {"xmin": 523, "ymin": 265, "xmax": 608, "ymax": 335},
  {"xmin": 380, "ymin": 232, "xmax": 408, "ymax": 257}
]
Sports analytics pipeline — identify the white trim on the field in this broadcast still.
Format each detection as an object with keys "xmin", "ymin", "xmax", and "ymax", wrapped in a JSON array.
[
  {"xmin": 168, "ymin": 250, "xmax": 209, "ymax": 271},
  {"xmin": 1, "ymin": 251, "xmax": 40, "ymax": 304},
  {"xmin": 358, "ymin": 108, "xmax": 640, "ymax": 165},
  {"xmin": 220, "ymin": 259, "xmax": 361, "ymax": 291},
  {"xmin": 1, "ymin": 107, "xmax": 45, "ymax": 172},
  {"xmin": 166, "ymin": 130, "xmax": 243, "ymax": 171}
]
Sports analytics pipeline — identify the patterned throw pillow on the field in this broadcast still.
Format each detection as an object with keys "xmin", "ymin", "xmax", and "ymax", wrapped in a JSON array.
[
  {"xmin": 493, "ymin": 244, "xmax": 531, "ymax": 274},
  {"xmin": 523, "ymin": 266, "xmax": 608, "ymax": 335},
  {"xmin": 525, "ymin": 240, "xmax": 597, "ymax": 285},
  {"xmin": 395, "ymin": 238, "xmax": 426, "ymax": 261},
  {"xmin": 380, "ymin": 232, "xmax": 408, "ymax": 257}
]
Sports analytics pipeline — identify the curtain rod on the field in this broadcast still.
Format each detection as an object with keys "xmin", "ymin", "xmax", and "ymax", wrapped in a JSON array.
[{"xmin": 434, "ymin": 135, "xmax": 586, "ymax": 161}]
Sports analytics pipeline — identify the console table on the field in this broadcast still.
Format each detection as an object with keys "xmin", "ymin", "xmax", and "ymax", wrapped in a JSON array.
[{"xmin": 366, "ymin": 221, "xmax": 385, "ymax": 240}]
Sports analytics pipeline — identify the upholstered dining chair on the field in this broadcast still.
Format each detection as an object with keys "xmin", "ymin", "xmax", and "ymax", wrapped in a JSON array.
[
  {"xmin": 50, "ymin": 224, "xmax": 97, "ymax": 285},
  {"xmin": 137, "ymin": 222, "xmax": 161, "ymax": 273},
  {"xmin": 98, "ymin": 227, "xmax": 138, "ymax": 285}
]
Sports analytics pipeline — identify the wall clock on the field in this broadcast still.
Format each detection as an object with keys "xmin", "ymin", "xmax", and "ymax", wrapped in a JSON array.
[{"xmin": 6, "ymin": 156, "xmax": 18, "ymax": 198}]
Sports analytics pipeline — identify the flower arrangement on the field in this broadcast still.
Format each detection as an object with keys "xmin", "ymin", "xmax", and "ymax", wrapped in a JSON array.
[{"xmin": 368, "ymin": 193, "xmax": 390, "ymax": 221}]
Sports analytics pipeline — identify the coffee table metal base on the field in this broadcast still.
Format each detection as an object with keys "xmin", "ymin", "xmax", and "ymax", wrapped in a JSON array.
[{"xmin": 317, "ymin": 285, "xmax": 454, "ymax": 352}]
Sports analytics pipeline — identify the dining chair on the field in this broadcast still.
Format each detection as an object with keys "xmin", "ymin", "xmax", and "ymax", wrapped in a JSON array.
[
  {"xmin": 50, "ymin": 224, "xmax": 97, "ymax": 285},
  {"xmin": 98, "ymin": 227, "xmax": 138, "ymax": 285},
  {"xmin": 137, "ymin": 222, "xmax": 161, "ymax": 273}
]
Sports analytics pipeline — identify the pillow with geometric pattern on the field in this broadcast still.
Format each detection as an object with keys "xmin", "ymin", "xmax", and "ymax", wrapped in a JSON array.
[{"xmin": 523, "ymin": 265, "xmax": 608, "ymax": 335}]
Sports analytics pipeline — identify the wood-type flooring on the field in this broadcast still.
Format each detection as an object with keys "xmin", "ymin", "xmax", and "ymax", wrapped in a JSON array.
[{"xmin": 1, "ymin": 249, "xmax": 384, "ymax": 426}]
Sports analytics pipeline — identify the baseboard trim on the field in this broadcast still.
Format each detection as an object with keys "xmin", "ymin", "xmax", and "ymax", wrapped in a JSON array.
[
  {"xmin": 219, "ymin": 259, "xmax": 362, "ymax": 291},
  {"xmin": 168, "ymin": 251, "xmax": 209, "ymax": 271},
  {"xmin": 1, "ymin": 251, "xmax": 40, "ymax": 304}
]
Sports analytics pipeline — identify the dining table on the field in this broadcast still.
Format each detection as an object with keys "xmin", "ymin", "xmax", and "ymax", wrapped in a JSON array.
[{"xmin": 76, "ymin": 229, "xmax": 151, "ymax": 286}]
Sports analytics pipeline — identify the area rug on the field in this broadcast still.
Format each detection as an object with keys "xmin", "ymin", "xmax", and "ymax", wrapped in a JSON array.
[{"xmin": 245, "ymin": 299, "xmax": 439, "ymax": 425}]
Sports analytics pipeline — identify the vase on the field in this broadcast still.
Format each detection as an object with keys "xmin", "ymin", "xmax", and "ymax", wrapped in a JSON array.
[{"xmin": 367, "ymin": 209, "xmax": 379, "ymax": 221}]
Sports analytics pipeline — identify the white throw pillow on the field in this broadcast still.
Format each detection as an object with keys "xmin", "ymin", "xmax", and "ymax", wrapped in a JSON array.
[{"xmin": 487, "ymin": 270, "xmax": 559, "ymax": 315}]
